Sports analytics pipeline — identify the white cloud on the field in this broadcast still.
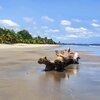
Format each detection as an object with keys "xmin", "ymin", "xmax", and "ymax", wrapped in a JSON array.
[
  {"xmin": 41, "ymin": 26, "xmax": 48, "ymax": 29},
  {"xmin": 66, "ymin": 34, "xmax": 79, "ymax": 38},
  {"xmin": 42, "ymin": 16, "xmax": 54, "ymax": 22},
  {"xmin": 92, "ymin": 19, "xmax": 98, "ymax": 23},
  {"xmin": 58, "ymin": 26, "xmax": 100, "ymax": 40},
  {"xmin": 0, "ymin": 19, "xmax": 19, "ymax": 27},
  {"xmin": 55, "ymin": 30, "xmax": 99, "ymax": 41},
  {"xmin": 65, "ymin": 26, "xmax": 87, "ymax": 33},
  {"xmin": 23, "ymin": 17, "xmax": 33, "ymax": 23},
  {"xmin": 23, "ymin": 17, "xmax": 36, "ymax": 24},
  {"xmin": 56, "ymin": 35, "xmax": 79, "ymax": 40},
  {"xmin": 60, "ymin": 20, "xmax": 71, "ymax": 26},
  {"xmin": 72, "ymin": 19, "xmax": 81, "ymax": 23},
  {"xmin": 91, "ymin": 23, "xmax": 100, "ymax": 27},
  {"xmin": 41, "ymin": 25, "xmax": 59, "ymax": 33},
  {"xmin": 44, "ymin": 29, "xmax": 59, "ymax": 33}
]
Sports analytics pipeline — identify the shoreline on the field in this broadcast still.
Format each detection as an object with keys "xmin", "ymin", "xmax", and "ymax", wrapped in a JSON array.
[{"xmin": 0, "ymin": 43, "xmax": 61, "ymax": 49}]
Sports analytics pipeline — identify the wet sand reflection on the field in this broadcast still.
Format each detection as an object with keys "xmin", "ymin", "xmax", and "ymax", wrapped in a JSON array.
[{"xmin": 43, "ymin": 64, "xmax": 79, "ymax": 82}]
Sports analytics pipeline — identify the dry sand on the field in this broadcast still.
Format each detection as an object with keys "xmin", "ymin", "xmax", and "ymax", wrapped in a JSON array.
[
  {"xmin": 0, "ymin": 43, "xmax": 60, "ymax": 49},
  {"xmin": 0, "ymin": 44, "xmax": 100, "ymax": 100}
]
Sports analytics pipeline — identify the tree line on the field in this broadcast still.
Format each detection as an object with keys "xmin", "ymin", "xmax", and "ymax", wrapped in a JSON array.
[{"xmin": 0, "ymin": 27, "xmax": 56, "ymax": 44}]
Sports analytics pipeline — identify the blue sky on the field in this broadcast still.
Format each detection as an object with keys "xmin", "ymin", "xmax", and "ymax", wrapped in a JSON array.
[{"xmin": 0, "ymin": 0, "xmax": 100, "ymax": 43}]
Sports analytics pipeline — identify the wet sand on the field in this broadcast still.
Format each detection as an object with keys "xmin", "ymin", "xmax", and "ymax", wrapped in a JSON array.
[{"xmin": 0, "ymin": 45, "xmax": 100, "ymax": 100}]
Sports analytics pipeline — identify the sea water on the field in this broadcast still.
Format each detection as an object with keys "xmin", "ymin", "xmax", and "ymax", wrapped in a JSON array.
[{"xmin": 50, "ymin": 45, "xmax": 100, "ymax": 100}]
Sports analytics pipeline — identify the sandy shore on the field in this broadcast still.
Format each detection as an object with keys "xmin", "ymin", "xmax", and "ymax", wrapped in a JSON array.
[
  {"xmin": 0, "ymin": 44, "xmax": 60, "ymax": 49},
  {"xmin": 0, "ymin": 44, "xmax": 60, "ymax": 100},
  {"xmin": 0, "ymin": 45, "xmax": 100, "ymax": 100}
]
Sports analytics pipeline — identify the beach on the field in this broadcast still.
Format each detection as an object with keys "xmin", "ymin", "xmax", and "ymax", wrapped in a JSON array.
[{"xmin": 0, "ymin": 44, "xmax": 100, "ymax": 100}]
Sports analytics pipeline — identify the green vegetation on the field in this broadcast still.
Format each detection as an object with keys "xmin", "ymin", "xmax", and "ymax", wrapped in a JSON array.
[{"xmin": 0, "ymin": 27, "xmax": 56, "ymax": 44}]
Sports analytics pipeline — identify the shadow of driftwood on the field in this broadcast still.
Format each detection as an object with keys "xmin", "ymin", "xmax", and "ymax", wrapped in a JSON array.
[{"xmin": 43, "ymin": 64, "xmax": 79, "ymax": 82}]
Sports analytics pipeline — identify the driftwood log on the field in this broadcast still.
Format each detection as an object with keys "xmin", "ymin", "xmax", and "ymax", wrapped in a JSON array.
[
  {"xmin": 38, "ymin": 57, "xmax": 55, "ymax": 71},
  {"xmin": 38, "ymin": 48, "xmax": 80, "ymax": 71}
]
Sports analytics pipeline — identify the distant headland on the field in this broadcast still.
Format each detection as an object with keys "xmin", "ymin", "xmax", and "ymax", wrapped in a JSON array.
[{"xmin": 59, "ymin": 43, "xmax": 100, "ymax": 46}]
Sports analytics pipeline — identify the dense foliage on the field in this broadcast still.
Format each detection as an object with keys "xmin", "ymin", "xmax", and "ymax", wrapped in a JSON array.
[{"xmin": 0, "ymin": 28, "xmax": 56, "ymax": 44}]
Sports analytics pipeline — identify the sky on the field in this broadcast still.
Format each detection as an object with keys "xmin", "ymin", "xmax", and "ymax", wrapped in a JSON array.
[{"xmin": 0, "ymin": 0, "xmax": 100, "ymax": 43}]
